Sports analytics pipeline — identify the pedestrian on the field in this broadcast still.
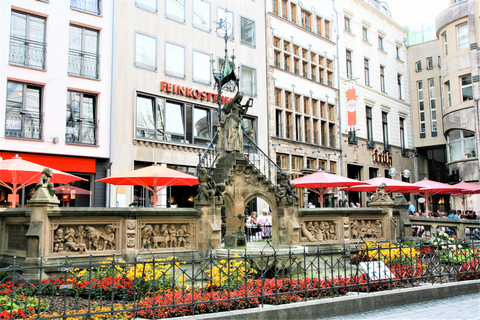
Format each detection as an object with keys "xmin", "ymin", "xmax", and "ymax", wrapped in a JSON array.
[
  {"xmin": 356, "ymin": 202, "xmax": 361, "ymax": 208},
  {"xmin": 350, "ymin": 202, "xmax": 356, "ymax": 208},
  {"xmin": 408, "ymin": 201, "xmax": 415, "ymax": 214},
  {"xmin": 308, "ymin": 202, "xmax": 315, "ymax": 208}
]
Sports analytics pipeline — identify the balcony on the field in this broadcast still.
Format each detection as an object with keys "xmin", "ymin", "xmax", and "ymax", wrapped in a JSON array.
[
  {"xmin": 66, "ymin": 120, "xmax": 97, "ymax": 145},
  {"xmin": 71, "ymin": 0, "xmax": 101, "ymax": 15},
  {"xmin": 68, "ymin": 49, "xmax": 100, "ymax": 79},
  {"xmin": 5, "ymin": 110, "xmax": 42, "ymax": 140},
  {"xmin": 9, "ymin": 37, "xmax": 46, "ymax": 70}
]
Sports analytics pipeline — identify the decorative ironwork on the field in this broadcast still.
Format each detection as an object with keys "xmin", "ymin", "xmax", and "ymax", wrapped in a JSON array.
[
  {"xmin": 68, "ymin": 49, "xmax": 100, "ymax": 79},
  {"xmin": 9, "ymin": 37, "xmax": 46, "ymax": 70},
  {"xmin": 196, "ymin": 130, "xmax": 219, "ymax": 173}
]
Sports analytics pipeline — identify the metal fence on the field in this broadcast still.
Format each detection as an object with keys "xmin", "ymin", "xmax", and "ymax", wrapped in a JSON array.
[{"xmin": 0, "ymin": 240, "xmax": 479, "ymax": 319}]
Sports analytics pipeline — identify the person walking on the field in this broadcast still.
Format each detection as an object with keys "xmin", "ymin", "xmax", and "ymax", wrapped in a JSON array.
[{"xmin": 408, "ymin": 201, "xmax": 415, "ymax": 214}]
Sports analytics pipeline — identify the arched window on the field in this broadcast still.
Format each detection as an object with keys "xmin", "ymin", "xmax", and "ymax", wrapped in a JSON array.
[{"xmin": 447, "ymin": 129, "xmax": 476, "ymax": 162}]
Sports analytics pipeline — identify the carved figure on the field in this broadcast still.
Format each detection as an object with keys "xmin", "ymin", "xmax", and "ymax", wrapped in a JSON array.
[
  {"xmin": 168, "ymin": 224, "xmax": 177, "ymax": 247},
  {"xmin": 329, "ymin": 223, "xmax": 337, "ymax": 240},
  {"xmin": 222, "ymin": 92, "xmax": 250, "ymax": 153},
  {"xmin": 301, "ymin": 222, "xmax": 316, "ymax": 242},
  {"xmin": 313, "ymin": 221, "xmax": 324, "ymax": 241},
  {"xmin": 102, "ymin": 225, "xmax": 116, "ymax": 250},
  {"xmin": 359, "ymin": 220, "xmax": 367, "ymax": 237},
  {"xmin": 64, "ymin": 228, "xmax": 78, "ymax": 252},
  {"xmin": 54, "ymin": 228, "xmax": 65, "ymax": 253},
  {"xmin": 142, "ymin": 225, "xmax": 154, "ymax": 247},
  {"xmin": 350, "ymin": 220, "xmax": 358, "ymax": 239},
  {"xmin": 276, "ymin": 173, "xmax": 299, "ymax": 205},
  {"xmin": 76, "ymin": 225, "xmax": 86, "ymax": 245},
  {"xmin": 370, "ymin": 183, "xmax": 389, "ymax": 202},
  {"xmin": 36, "ymin": 168, "xmax": 56, "ymax": 197},
  {"xmin": 374, "ymin": 220, "xmax": 383, "ymax": 238},
  {"xmin": 160, "ymin": 224, "xmax": 169, "ymax": 248},
  {"xmin": 85, "ymin": 226, "xmax": 100, "ymax": 251},
  {"xmin": 177, "ymin": 224, "xmax": 189, "ymax": 248}
]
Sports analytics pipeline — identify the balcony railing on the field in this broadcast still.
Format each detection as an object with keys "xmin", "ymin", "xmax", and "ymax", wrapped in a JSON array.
[
  {"xmin": 71, "ymin": 0, "xmax": 101, "ymax": 15},
  {"xmin": 9, "ymin": 37, "xmax": 46, "ymax": 70},
  {"xmin": 243, "ymin": 133, "xmax": 283, "ymax": 185},
  {"xmin": 5, "ymin": 110, "xmax": 42, "ymax": 140},
  {"xmin": 68, "ymin": 49, "xmax": 100, "ymax": 79},
  {"xmin": 65, "ymin": 119, "xmax": 97, "ymax": 145}
]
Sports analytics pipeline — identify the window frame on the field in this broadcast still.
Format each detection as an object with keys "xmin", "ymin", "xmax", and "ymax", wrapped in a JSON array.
[
  {"xmin": 71, "ymin": 0, "xmax": 101, "ymax": 15},
  {"xmin": 240, "ymin": 64, "xmax": 257, "ymax": 97},
  {"xmin": 429, "ymin": 78, "xmax": 437, "ymax": 133},
  {"xmin": 165, "ymin": 0, "xmax": 185, "ymax": 23},
  {"xmin": 380, "ymin": 65, "xmax": 385, "ymax": 93},
  {"xmin": 397, "ymin": 73, "xmax": 403, "ymax": 100},
  {"xmin": 68, "ymin": 24, "xmax": 100, "ymax": 79},
  {"xmin": 426, "ymin": 57, "xmax": 433, "ymax": 70},
  {"xmin": 399, "ymin": 117, "xmax": 406, "ymax": 153},
  {"xmin": 346, "ymin": 49, "xmax": 353, "ymax": 79},
  {"xmin": 461, "ymin": 74, "xmax": 473, "ymax": 102},
  {"xmin": 382, "ymin": 111, "xmax": 389, "ymax": 151},
  {"xmin": 65, "ymin": 90, "xmax": 97, "ymax": 145},
  {"xmin": 344, "ymin": 16, "xmax": 351, "ymax": 33},
  {"xmin": 443, "ymin": 31, "xmax": 448, "ymax": 56},
  {"xmin": 165, "ymin": 41, "xmax": 186, "ymax": 79},
  {"xmin": 457, "ymin": 23, "xmax": 468, "ymax": 50},
  {"xmin": 301, "ymin": 10, "xmax": 311, "ymax": 30},
  {"xmin": 193, "ymin": 0, "xmax": 211, "ymax": 32},
  {"xmin": 415, "ymin": 61, "xmax": 422, "ymax": 72},
  {"xmin": 134, "ymin": 31, "xmax": 157, "ymax": 71},
  {"xmin": 366, "ymin": 106, "xmax": 373, "ymax": 147},
  {"xmin": 192, "ymin": 49, "xmax": 212, "ymax": 85},
  {"xmin": 135, "ymin": 0, "xmax": 157, "ymax": 13},
  {"xmin": 240, "ymin": 16, "xmax": 255, "ymax": 47},
  {"xmin": 418, "ymin": 81, "xmax": 425, "ymax": 136},
  {"xmin": 216, "ymin": 7, "xmax": 234, "ymax": 40},
  {"xmin": 447, "ymin": 129, "xmax": 476, "ymax": 162},
  {"xmin": 364, "ymin": 57, "xmax": 370, "ymax": 86},
  {"xmin": 362, "ymin": 26, "xmax": 369, "ymax": 42},
  {"xmin": 378, "ymin": 35, "xmax": 384, "ymax": 51}
]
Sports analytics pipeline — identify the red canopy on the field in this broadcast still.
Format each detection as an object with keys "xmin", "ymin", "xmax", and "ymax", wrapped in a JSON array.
[
  {"xmin": 290, "ymin": 170, "xmax": 365, "ymax": 207},
  {"xmin": 452, "ymin": 181, "xmax": 480, "ymax": 213},
  {"xmin": 341, "ymin": 176, "xmax": 421, "ymax": 193},
  {"xmin": 412, "ymin": 178, "xmax": 464, "ymax": 215},
  {"xmin": 0, "ymin": 155, "xmax": 87, "ymax": 208},
  {"xmin": 96, "ymin": 164, "xmax": 199, "ymax": 208}
]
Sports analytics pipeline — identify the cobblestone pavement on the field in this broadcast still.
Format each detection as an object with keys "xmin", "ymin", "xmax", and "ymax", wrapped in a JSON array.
[{"xmin": 327, "ymin": 293, "xmax": 480, "ymax": 320}]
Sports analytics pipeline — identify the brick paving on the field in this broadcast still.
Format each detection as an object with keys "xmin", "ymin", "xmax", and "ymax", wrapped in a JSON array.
[{"xmin": 327, "ymin": 293, "xmax": 480, "ymax": 320}]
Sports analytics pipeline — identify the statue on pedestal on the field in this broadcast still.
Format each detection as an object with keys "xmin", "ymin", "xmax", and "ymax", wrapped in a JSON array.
[{"xmin": 222, "ymin": 92, "xmax": 251, "ymax": 153}]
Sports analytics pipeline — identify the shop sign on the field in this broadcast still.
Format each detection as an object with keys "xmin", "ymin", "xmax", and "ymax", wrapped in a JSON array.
[
  {"xmin": 160, "ymin": 81, "xmax": 232, "ymax": 104},
  {"xmin": 372, "ymin": 149, "xmax": 392, "ymax": 167}
]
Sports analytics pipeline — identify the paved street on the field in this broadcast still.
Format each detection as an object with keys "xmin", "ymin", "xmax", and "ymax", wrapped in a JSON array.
[{"xmin": 327, "ymin": 293, "xmax": 480, "ymax": 320}]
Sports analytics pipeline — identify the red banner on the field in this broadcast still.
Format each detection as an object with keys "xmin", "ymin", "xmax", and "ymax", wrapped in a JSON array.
[{"xmin": 346, "ymin": 83, "xmax": 356, "ymax": 130}]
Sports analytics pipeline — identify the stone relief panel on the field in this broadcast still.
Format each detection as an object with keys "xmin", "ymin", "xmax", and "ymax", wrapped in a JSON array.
[
  {"xmin": 50, "ymin": 222, "xmax": 119, "ymax": 254},
  {"xmin": 6, "ymin": 224, "xmax": 28, "ymax": 251},
  {"xmin": 349, "ymin": 219, "xmax": 383, "ymax": 239},
  {"xmin": 139, "ymin": 221, "xmax": 195, "ymax": 250},
  {"xmin": 300, "ymin": 220, "xmax": 338, "ymax": 243}
]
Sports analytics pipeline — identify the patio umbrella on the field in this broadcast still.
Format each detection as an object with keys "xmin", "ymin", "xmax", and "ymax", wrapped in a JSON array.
[
  {"xmin": 0, "ymin": 155, "xmax": 87, "ymax": 208},
  {"xmin": 290, "ymin": 170, "xmax": 366, "ymax": 207},
  {"xmin": 96, "ymin": 164, "xmax": 199, "ymax": 208},
  {"xmin": 54, "ymin": 185, "xmax": 91, "ymax": 196},
  {"xmin": 341, "ymin": 176, "xmax": 421, "ymax": 193},
  {"xmin": 452, "ymin": 181, "xmax": 480, "ymax": 214},
  {"xmin": 411, "ymin": 178, "xmax": 464, "ymax": 215}
]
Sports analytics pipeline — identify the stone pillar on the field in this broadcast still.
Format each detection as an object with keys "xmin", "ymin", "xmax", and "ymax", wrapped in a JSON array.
[
  {"xmin": 394, "ymin": 194, "xmax": 410, "ymax": 240},
  {"xmin": 276, "ymin": 205, "xmax": 301, "ymax": 245},
  {"xmin": 23, "ymin": 187, "xmax": 60, "ymax": 282},
  {"xmin": 195, "ymin": 196, "xmax": 223, "ymax": 250},
  {"xmin": 368, "ymin": 193, "xmax": 395, "ymax": 241}
]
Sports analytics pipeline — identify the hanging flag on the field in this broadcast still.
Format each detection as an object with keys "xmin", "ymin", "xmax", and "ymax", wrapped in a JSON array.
[{"xmin": 346, "ymin": 82, "xmax": 356, "ymax": 131}]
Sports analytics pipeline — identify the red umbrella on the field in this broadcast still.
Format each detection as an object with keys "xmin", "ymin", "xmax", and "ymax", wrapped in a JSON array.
[
  {"xmin": 411, "ymin": 178, "xmax": 464, "ymax": 215},
  {"xmin": 452, "ymin": 181, "xmax": 480, "ymax": 214},
  {"xmin": 0, "ymin": 155, "xmax": 87, "ymax": 208},
  {"xmin": 341, "ymin": 176, "xmax": 421, "ymax": 193},
  {"xmin": 290, "ymin": 170, "xmax": 366, "ymax": 208},
  {"xmin": 96, "ymin": 164, "xmax": 199, "ymax": 208}
]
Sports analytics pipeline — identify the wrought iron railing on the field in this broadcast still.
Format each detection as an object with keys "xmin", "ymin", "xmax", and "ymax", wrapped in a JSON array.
[
  {"xmin": 70, "ymin": 0, "xmax": 101, "ymax": 15},
  {"xmin": 65, "ymin": 119, "xmax": 97, "ymax": 145},
  {"xmin": 0, "ymin": 240, "xmax": 478, "ymax": 319},
  {"xmin": 196, "ymin": 130, "xmax": 219, "ymax": 173},
  {"xmin": 243, "ymin": 133, "xmax": 283, "ymax": 185},
  {"xmin": 68, "ymin": 49, "xmax": 100, "ymax": 79},
  {"xmin": 5, "ymin": 110, "xmax": 42, "ymax": 139},
  {"xmin": 9, "ymin": 37, "xmax": 46, "ymax": 70}
]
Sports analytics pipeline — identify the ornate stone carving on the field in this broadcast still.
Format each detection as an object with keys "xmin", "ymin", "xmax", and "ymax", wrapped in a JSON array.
[
  {"xmin": 300, "ymin": 220, "xmax": 337, "ymax": 243},
  {"xmin": 350, "ymin": 219, "xmax": 383, "ymax": 239},
  {"xmin": 51, "ymin": 224, "xmax": 118, "ymax": 253},
  {"xmin": 36, "ymin": 168, "xmax": 56, "ymax": 197},
  {"xmin": 196, "ymin": 168, "xmax": 225, "ymax": 202},
  {"xmin": 370, "ymin": 183, "xmax": 391, "ymax": 203},
  {"xmin": 222, "ymin": 92, "xmax": 250, "ymax": 153},
  {"xmin": 140, "ymin": 223, "xmax": 194, "ymax": 249},
  {"xmin": 276, "ymin": 172, "xmax": 299, "ymax": 205}
]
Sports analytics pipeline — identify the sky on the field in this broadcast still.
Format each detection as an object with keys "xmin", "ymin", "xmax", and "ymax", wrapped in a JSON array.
[{"xmin": 387, "ymin": 0, "xmax": 450, "ymax": 27}]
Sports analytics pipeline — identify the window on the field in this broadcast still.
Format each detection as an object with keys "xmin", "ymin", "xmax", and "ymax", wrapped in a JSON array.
[
  {"xmin": 362, "ymin": 26, "xmax": 368, "ymax": 42},
  {"xmin": 461, "ymin": 74, "xmax": 473, "ymax": 101},
  {"xmin": 165, "ymin": 42, "xmax": 185, "ymax": 78},
  {"xmin": 295, "ymin": 95, "xmax": 300, "ymax": 112},
  {"xmin": 396, "ymin": 45, "xmax": 401, "ymax": 60},
  {"xmin": 364, "ymin": 58, "xmax": 370, "ymax": 86},
  {"xmin": 165, "ymin": 0, "xmax": 185, "ymax": 22},
  {"xmin": 316, "ymin": 17, "xmax": 322, "ymax": 35},
  {"xmin": 193, "ymin": 50, "xmax": 211, "ymax": 84},
  {"xmin": 285, "ymin": 91, "xmax": 291, "ymax": 109},
  {"xmin": 329, "ymin": 161, "xmax": 336, "ymax": 174},
  {"xmin": 418, "ymin": 81, "xmax": 425, "ymax": 136},
  {"xmin": 241, "ymin": 17, "xmax": 255, "ymax": 46},
  {"xmin": 193, "ymin": 0, "xmax": 210, "ymax": 31},
  {"xmin": 135, "ymin": 32, "xmax": 157, "ymax": 71},
  {"xmin": 366, "ymin": 106, "xmax": 373, "ymax": 146},
  {"xmin": 399, "ymin": 118, "xmax": 405, "ymax": 153},
  {"xmin": 378, "ymin": 35, "xmax": 384, "ymax": 51},
  {"xmin": 426, "ymin": 57, "xmax": 433, "ymax": 70},
  {"xmin": 241, "ymin": 65, "xmax": 256, "ymax": 96},
  {"xmin": 327, "ymin": 71, "xmax": 333, "ymax": 87},
  {"xmin": 312, "ymin": 100, "xmax": 318, "ymax": 117},
  {"xmin": 446, "ymin": 81, "xmax": 451, "ymax": 107},
  {"xmin": 321, "ymin": 121, "xmax": 327, "ymax": 146},
  {"xmin": 286, "ymin": 112, "xmax": 292, "ymax": 138},
  {"xmin": 318, "ymin": 160, "xmax": 326, "ymax": 171},
  {"xmin": 397, "ymin": 73, "xmax": 402, "ymax": 99},
  {"xmin": 136, "ymin": 0, "xmax": 157, "ymax": 12},
  {"xmin": 274, "ymin": 51, "xmax": 280, "ymax": 67},
  {"xmin": 292, "ymin": 156, "xmax": 303, "ymax": 170},
  {"xmin": 217, "ymin": 7, "xmax": 234, "ymax": 40},
  {"xmin": 68, "ymin": 25, "xmax": 99, "ymax": 79},
  {"xmin": 320, "ymin": 101, "xmax": 325, "ymax": 119},
  {"xmin": 346, "ymin": 50, "xmax": 353, "ymax": 79},
  {"xmin": 5, "ymin": 81, "xmax": 42, "ymax": 139},
  {"xmin": 415, "ymin": 61, "xmax": 422, "ymax": 72},
  {"xmin": 294, "ymin": 58, "xmax": 299, "ymax": 74},
  {"xmin": 382, "ymin": 111, "xmax": 389, "ymax": 151},
  {"xmin": 329, "ymin": 124, "xmax": 335, "ymax": 147},
  {"xmin": 275, "ymin": 89, "xmax": 281, "ymax": 106},
  {"xmin": 313, "ymin": 119, "xmax": 318, "ymax": 144},
  {"xmin": 71, "ymin": 0, "xmax": 101, "ymax": 15},
  {"xmin": 327, "ymin": 59, "xmax": 332, "ymax": 69},
  {"xmin": 344, "ymin": 16, "xmax": 351, "ymax": 33},
  {"xmin": 307, "ymin": 158, "xmax": 315, "ymax": 170},
  {"xmin": 328, "ymin": 104, "xmax": 334, "ymax": 121},
  {"xmin": 273, "ymin": 0, "xmax": 279, "ymax": 14},
  {"xmin": 324, "ymin": 20, "xmax": 330, "ymax": 38},
  {"xmin": 281, "ymin": 0, "xmax": 287, "ymax": 18},
  {"xmin": 274, "ymin": 37, "xmax": 280, "ymax": 48},
  {"xmin": 290, "ymin": 3, "xmax": 296, "ymax": 23},
  {"xmin": 442, "ymin": 32, "xmax": 448, "ymax": 56},
  {"xmin": 448, "ymin": 130, "xmax": 476, "ymax": 162},
  {"xmin": 275, "ymin": 110, "xmax": 282, "ymax": 137},
  {"xmin": 304, "ymin": 117, "xmax": 311, "ymax": 142},
  {"xmin": 66, "ymin": 91, "xmax": 96, "ymax": 145},
  {"xmin": 380, "ymin": 66, "xmax": 385, "ymax": 92},
  {"xmin": 457, "ymin": 23, "xmax": 468, "ymax": 50},
  {"xmin": 193, "ymin": 107, "xmax": 211, "ymax": 144},
  {"xmin": 429, "ymin": 78, "xmax": 437, "ymax": 133},
  {"xmin": 284, "ymin": 41, "xmax": 290, "ymax": 52},
  {"xmin": 304, "ymin": 97, "xmax": 309, "ymax": 114},
  {"xmin": 284, "ymin": 54, "xmax": 290, "ymax": 72},
  {"xmin": 277, "ymin": 154, "xmax": 288, "ymax": 170},
  {"xmin": 9, "ymin": 11, "xmax": 46, "ymax": 70},
  {"xmin": 301, "ymin": 10, "xmax": 311, "ymax": 30},
  {"xmin": 295, "ymin": 115, "xmax": 301, "ymax": 141}
]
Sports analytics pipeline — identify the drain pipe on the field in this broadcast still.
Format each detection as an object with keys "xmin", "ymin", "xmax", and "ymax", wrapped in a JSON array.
[
  {"xmin": 106, "ymin": 0, "xmax": 117, "ymax": 207},
  {"xmin": 332, "ymin": 0, "xmax": 345, "ymax": 203}
]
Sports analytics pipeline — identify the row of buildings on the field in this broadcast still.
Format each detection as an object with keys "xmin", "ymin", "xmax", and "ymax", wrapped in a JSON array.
[{"xmin": 0, "ymin": 0, "xmax": 478, "ymax": 212}]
